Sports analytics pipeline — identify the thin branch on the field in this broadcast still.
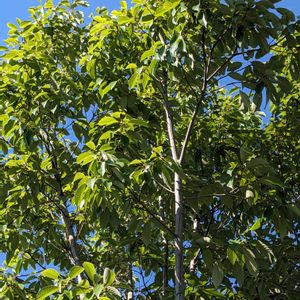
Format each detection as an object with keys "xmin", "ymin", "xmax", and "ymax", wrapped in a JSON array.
[
  {"xmin": 178, "ymin": 31, "xmax": 212, "ymax": 164},
  {"xmin": 207, "ymin": 46, "xmax": 238, "ymax": 82},
  {"xmin": 129, "ymin": 187, "xmax": 177, "ymax": 239},
  {"xmin": 26, "ymin": 251, "xmax": 46, "ymax": 270},
  {"xmin": 38, "ymin": 129, "xmax": 82, "ymax": 267},
  {"xmin": 157, "ymin": 69, "xmax": 178, "ymax": 161},
  {"xmin": 178, "ymin": 93, "xmax": 204, "ymax": 164},
  {"xmin": 189, "ymin": 205, "xmax": 215, "ymax": 273},
  {"xmin": 153, "ymin": 177, "xmax": 174, "ymax": 194}
]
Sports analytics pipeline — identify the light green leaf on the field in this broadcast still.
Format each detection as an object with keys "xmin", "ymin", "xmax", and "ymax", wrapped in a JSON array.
[
  {"xmin": 98, "ymin": 116, "xmax": 118, "ymax": 126},
  {"xmin": 41, "ymin": 268, "xmax": 60, "ymax": 280},
  {"xmin": 141, "ymin": 49, "xmax": 155, "ymax": 61},
  {"xmin": 100, "ymin": 81, "xmax": 117, "ymax": 98},
  {"xmin": 128, "ymin": 72, "xmax": 139, "ymax": 89},
  {"xmin": 155, "ymin": 0, "xmax": 181, "ymax": 17},
  {"xmin": 106, "ymin": 286, "xmax": 121, "ymax": 297},
  {"xmin": 103, "ymin": 268, "xmax": 115, "ymax": 286},
  {"xmin": 7, "ymin": 22, "xmax": 18, "ymax": 30},
  {"xmin": 126, "ymin": 63, "xmax": 137, "ymax": 69},
  {"xmin": 86, "ymin": 141, "xmax": 96, "ymax": 150},
  {"xmin": 86, "ymin": 177, "xmax": 97, "ymax": 190},
  {"xmin": 69, "ymin": 266, "xmax": 85, "ymax": 279},
  {"xmin": 142, "ymin": 73, "xmax": 150, "ymax": 89},
  {"xmin": 77, "ymin": 151, "xmax": 96, "ymax": 165},
  {"xmin": 127, "ymin": 118, "xmax": 148, "ymax": 127},
  {"xmin": 83, "ymin": 262, "xmax": 96, "ymax": 283},
  {"xmin": 118, "ymin": 16, "xmax": 133, "ymax": 26},
  {"xmin": 120, "ymin": 1, "xmax": 127, "ymax": 10},
  {"xmin": 74, "ymin": 184, "xmax": 86, "ymax": 207},
  {"xmin": 87, "ymin": 59, "xmax": 96, "ymax": 79},
  {"xmin": 37, "ymin": 286, "xmax": 59, "ymax": 300},
  {"xmin": 249, "ymin": 218, "xmax": 261, "ymax": 231},
  {"xmin": 74, "ymin": 172, "xmax": 85, "ymax": 182},
  {"xmin": 45, "ymin": 0, "xmax": 54, "ymax": 9}
]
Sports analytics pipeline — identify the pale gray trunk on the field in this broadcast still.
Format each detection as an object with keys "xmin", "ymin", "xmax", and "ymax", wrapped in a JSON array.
[
  {"xmin": 127, "ymin": 264, "xmax": 134, "ymax": 300},
  {"xmin": 189, "ymin": 217, "xmax": 200, "ymax": 273},
  {"xmin": 159, "ymin": 196, "xmax": 169, "ymax": 296},
  {"xmin": 174, "ymin": 173, "xmax": 184, "ymax": 300}
]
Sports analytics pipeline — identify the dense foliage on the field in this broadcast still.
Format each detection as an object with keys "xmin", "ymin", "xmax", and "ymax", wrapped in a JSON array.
[{"xmin": 0, "ymin": 0, "xmax": 299, "ymax": 299}]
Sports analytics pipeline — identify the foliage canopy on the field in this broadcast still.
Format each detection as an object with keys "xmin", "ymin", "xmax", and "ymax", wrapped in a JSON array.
[{"xmin": 0, "ymin": 0, "xmax": 299, "ymax": 299}]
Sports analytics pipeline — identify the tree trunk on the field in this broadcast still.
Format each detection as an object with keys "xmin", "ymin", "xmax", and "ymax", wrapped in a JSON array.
[
  {"xmin": 159, "ymin": 196, "xmax": 169, "ymax": 296},
  {"xmin": 174, "ymin": 173, "xmax": 184, "ymax": 300},
  {"xmin": 127, "ymin": 264, "xmax": 134, "ymax": 300},
  {"xmin": 189, "ymin": 217, "xmax": 200, "ymax": 274}
]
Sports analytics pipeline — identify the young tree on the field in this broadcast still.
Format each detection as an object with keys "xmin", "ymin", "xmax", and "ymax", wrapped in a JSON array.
[{"xmin": 0, "ymin": 0, "xmax": 299, "ymax": 299}]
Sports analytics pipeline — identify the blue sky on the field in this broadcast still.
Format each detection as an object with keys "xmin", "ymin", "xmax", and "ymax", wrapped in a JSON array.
[
  {"xmin": 0, "ymin": 0, "xmax": 129, "ymax": 42},
  {"xmin": 0, "ymin": 0, "xmax": 299, "ymax": 43}
]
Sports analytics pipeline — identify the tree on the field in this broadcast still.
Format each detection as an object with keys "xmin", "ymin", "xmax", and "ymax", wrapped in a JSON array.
[{"xmin": 0, "ymin": 0, "xmax": 299, "ymax": 299}]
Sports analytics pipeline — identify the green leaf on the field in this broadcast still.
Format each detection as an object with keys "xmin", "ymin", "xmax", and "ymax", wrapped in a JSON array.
[
  {"xmin": 103, "ymin": 268, "xmax": 115, "ymax": 286},
  {"xmin": 36, "ymin": 286, "xmax": 59, "ymax": 300},
  {"xmin": 227, "ymin": 248, "xmax": 237, "ymax": 265},
  {"xmin": 142, "ymin": 222, "xmax": 152, "ymax": 246},
  {"xmin": 98, "ymin": 116, "xmax": 118, "ymax": 126},
  {"xmin": 260, "ymin": 176, "xmax": 284, "ymax": 188},
  {"xmin": 106, "ymin": 286, "xmax": 121, "ymax": 297},
  {"xmin": 7, "ymin": 22, "xmax": 18, "ymax": 30},
  {"xmin": 240, "ymin": 146, "xmax": 252, "ymax": 163},
  {"xmin": 69, "ymin": 265, "xmax": 85, "ymax": 279},
  {"xmin": 86, "ymin": 141, "xmax": 96, "ymax": 150},
  {"xmin": 288, "ymin": 204, "xmax": 300, "ymax": 219},
  {"xmin": 83, "ymin": 262, "xmax": 96, "ymax": 283},
  {"xmin": 243, "ymin": 248, "xmax": 258, "ymax": 277},
  {"xmin": 73, "ymin": 183, "xmax": 86, "ymax": 207},
  {"xmin": 120, "ymin": 1, "xmax": 127, "ymax": 10},
  {"xmin": 87, "ymin": 59, "xmax": 96, "ymax": 79},
  {"xmin": 86, "ymin": 177, "xmax": 97, "ymax": 189},
  {"xmin": 141, "ymin": 49, "xmax": 155, "ymax": 61},
  {"xmin": 233, "ymin": 263, "xmax": 244, "ymax": 286},
  {"xmin": 41, "ymin": 268, "xmax": 60, "ymax": 280},
  {"xmin": 212, "ymin": 263, "xmax": 223, "ymax": 288},
  {"xmin": 94, "ymin": 284, "xmax": 104, "ymax": 297},
  {"xmin": 100, "ymin": 81, "xmax": 117, "ymax": 98},
  {"xmin": 118, "ymin": 16, "xmax": 133, "ymax": 26},
  {"xmin": 77, "ymin": 151, "xmax": 96, "ymax": 165},
  {"xmin": 249, "ymin": 218, "xmax": 261, "ymax": 231},
  {"xmin": 127, "ymin": 118, "xmax": 148, "ymax": 127},
  {"xmin": 128, "ymin": 72, "xmax": 139, "ymax": 89},
  {"xmin": 142, "ymin": 73, "xmax": 150, "ymax": 89},
  {"xmin": 155, "ymin": 0, "xmax": 181, "ymax": 17},
  {"xmin": 203, "ymin": 249, "xmax": 213, "ymax": 269},
  {"xmin": 45, "ymin": 0, "xmax": 54, "ymax": 9},
  {"xmin": 168, "ymin": 160, "xmax": 186, "ymax": 179},
  {"xmin": 126, "ymin": 63, "xmax": 137, "ymax": 69}
]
